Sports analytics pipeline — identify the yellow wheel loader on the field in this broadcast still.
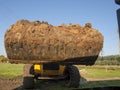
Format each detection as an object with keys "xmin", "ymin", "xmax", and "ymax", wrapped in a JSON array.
[
  {"xmin": 4, "ymin": 17, "xmax": 103, "ymax": 89},
  {"xmin": 23, "ymin": 63, "xmax": 80, "ymax": 89},
  {"xmin": 4, "ymin": 0, "xmax": 120, "ymax": 89}
]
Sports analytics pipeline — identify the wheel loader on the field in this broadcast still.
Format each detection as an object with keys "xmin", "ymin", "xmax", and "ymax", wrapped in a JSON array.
[
  {"xmin": 22, "ymin": 0, "xmax": 120, "ymax": 88},
  {"xmin": 23, "ymin": 63, "xmax": 80, "ymax": 89},
  {"xmin": 4, "ymin": 19, "xmax": 103, "ymax": 89}
]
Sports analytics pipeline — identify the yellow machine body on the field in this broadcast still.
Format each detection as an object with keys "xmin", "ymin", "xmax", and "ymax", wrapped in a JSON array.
[{"xmin": 34, "ymin": 64, "xmax": 65, "ymax": 76}]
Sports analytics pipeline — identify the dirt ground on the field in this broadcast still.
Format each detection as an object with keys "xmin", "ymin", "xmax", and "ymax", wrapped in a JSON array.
[
  {"xmin": 0, "ymin": 76, "xmax": 120, "ymax": 90},
  {"xmin": 0, "ymin": 76, "xmax": 69, "ymax": 90},
  {"xmin": 0, "ymin": 76, "xmax": 23, "ymax": 90}
]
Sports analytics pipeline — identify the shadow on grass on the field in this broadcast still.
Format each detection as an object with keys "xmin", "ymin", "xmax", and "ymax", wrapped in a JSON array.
[{"xmin": 13, "ymin": 76, "xmax": 120, "ymax": 90}]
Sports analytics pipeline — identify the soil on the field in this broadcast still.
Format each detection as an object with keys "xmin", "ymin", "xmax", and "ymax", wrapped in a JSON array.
[
  {"xmin": 0, "ymin": 76, "xmax": 23, "ymax": 90},
  {"xmin": 0, "ymin": 76, "xmax": 67, "ymax": 90},
  {"xmin": 0, "ymin": 76, "xmax": 120, "ymax": 90},
  {"xmin": 5, "ymin": 20, "xmax": 103, "ymax": 64}
]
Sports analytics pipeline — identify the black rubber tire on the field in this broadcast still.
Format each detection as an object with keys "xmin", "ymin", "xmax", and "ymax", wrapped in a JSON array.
[
  {"xmin": 23, "ymin": 64, "xmax": 34, "ymax": 89},
  {"xmin": 65, "ymin": 65, "xmax": 80, "ymax": 88},
  {"xmin": 23, "ymin": 77, "xmax": 34, "ymax": 89}
]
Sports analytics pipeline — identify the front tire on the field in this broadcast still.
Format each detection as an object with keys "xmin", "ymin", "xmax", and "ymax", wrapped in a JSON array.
[
  {"xmin": 23, "ymin": 77, "xmax": 34, "ymax": 89},
  {"xmin": 65, "ymin": 65, "xmax": 80, "ymax": 88},
  {"xmin": 23, "ymin": 64, "xmax": 34, "ymax": 89}
]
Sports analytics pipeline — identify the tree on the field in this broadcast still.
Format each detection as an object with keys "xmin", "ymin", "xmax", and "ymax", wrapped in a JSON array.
[
  {"xmin": 0, "ymin": 55, "xmax": 8, "ymax": 63},
  {"xmin": 116, "ymin": 56, "xmax": 120, "ymax": 62}
]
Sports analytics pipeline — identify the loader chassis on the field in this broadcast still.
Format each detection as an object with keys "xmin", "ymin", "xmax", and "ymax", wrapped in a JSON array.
[{"xmin": 23, "ymin": 63, "xmax": 80, "ymax": 89}]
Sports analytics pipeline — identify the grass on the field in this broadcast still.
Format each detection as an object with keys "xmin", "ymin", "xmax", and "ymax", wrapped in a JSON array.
[
  {"xmin": 77, "ymin": 65, "xmax": 120, "ymax": 79},
  {"xmin": 0, "ymin": 63, "xmax": 23, "ymax": 79},
  {"xmin": 0, "ymin": 63, "xmax": 120, "ymax": 89},
  {"xmin": 81, "ymin": 69, "xmax": 120, "ymax": 79}
]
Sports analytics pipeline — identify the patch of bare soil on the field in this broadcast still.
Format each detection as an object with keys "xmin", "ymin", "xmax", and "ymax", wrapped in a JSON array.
[
  {"xmin": 0, "ymin": 76, "xmax": 23, "ymax": 90},
  {"xmin": 0, "ymin": 76, "xmax": 120, "ymax": 90},
  {"xmin": 0, "ymin": 76, "xmax": 66, "ymax": 90}
]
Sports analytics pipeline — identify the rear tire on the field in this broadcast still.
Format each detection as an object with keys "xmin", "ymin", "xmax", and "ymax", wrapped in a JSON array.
[
  {"xmin": 65, "ymin": 65, "xmax": 80, "ymax": 88},
  {"xmin": 23, "ymin": 64, "xmax": 34, "ymax": 89}
]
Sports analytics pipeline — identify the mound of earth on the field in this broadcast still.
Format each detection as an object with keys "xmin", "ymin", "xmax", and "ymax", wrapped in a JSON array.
[{"xmin": 4, "ymin": 20, "xmax": 103, "ymax": 64}]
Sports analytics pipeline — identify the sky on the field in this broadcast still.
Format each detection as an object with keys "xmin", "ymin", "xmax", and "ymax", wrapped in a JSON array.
[{"xmin": 0, "ymin": 0, "xmax": 119, "ymax": 56}]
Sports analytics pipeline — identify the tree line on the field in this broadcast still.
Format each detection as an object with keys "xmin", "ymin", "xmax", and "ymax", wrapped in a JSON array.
[{"xmin": 95, "ymin": 55, "xmax": 120, "ymax": 65}]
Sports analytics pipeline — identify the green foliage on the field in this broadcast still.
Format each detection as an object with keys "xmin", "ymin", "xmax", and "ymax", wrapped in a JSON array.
[
  {"xmin": 0, "ymin": 55, "xmax": 8, "ymax": 63},
  {"xmin": 95, "ymin": 60, "xmax": 120, "ymax": 65},
  {"xmin": 96, "ymin": 55, "xmax": 120, "ymax": 65},
  {"xmin": 116, "ymin": 56, "xmax": 120, "ymax": 62}
]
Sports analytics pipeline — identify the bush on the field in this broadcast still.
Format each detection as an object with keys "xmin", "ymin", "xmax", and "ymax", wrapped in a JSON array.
[{"xmin": 0, "ymin": 55, "xmax": 8, "ymax": 63}]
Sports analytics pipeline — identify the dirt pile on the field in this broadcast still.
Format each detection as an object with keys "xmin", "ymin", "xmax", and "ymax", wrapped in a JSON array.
[{"xmin": 4, "ymin": 20, "xmax": 103, "ymax": 64}]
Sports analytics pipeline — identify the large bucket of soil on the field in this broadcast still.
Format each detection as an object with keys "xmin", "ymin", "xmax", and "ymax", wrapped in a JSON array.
[{"xmin": 4, "ymin": 20, "xmax": 103, "ymax": 65}]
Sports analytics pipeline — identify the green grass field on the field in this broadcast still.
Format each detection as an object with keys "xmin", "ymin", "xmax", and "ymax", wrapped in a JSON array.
[
  {"xmin": 0, "ymin": 63, "xmax": 120, "ymax": 89},
  {"xmin": 76, "ymin": 65, "xmax": 120, "ymax": 79},
  {"xmin": 0, "ymin": 63, "xmax": 23, "ymax": 79},
  {"xmin": 77, "ymin": 65, "xmax": 120, "ymax": 89}
]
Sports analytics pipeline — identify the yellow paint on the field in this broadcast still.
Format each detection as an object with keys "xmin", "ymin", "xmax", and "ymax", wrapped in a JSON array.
[
  {"xmin": 34, "ymin": 64, "xmax": 65, "ymax": 76},
  {"xmin": 34, "ymin": 64, "xmax": 41, "ymax": 74}
]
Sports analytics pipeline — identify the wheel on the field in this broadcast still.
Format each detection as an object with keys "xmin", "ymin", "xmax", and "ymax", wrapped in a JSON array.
[
  {"xmin": 23, "ymin": 77, "xmax": 34, "ymax": 89},
  {"xmin": 115, "ymin": 0, "xmax": 120, "ymax": 5},
  {"xmin": 23, "ymin": 64, "xmax": 34, "ymax": 89},
  {"xmin": 64, "ymin": 65, "xmax": 80, "ymax": 88}
]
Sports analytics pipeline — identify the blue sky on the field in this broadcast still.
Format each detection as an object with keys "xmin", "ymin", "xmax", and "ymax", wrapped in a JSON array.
[{"xmin": 0, "ymin": 0, "xmax": 119, "ymax": 56}]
